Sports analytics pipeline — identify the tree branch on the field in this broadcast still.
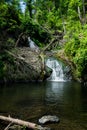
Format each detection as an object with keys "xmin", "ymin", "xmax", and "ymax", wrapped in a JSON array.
[{"xmin": 4, "ymin": 122, "xmax": 13, "ymax": 130}]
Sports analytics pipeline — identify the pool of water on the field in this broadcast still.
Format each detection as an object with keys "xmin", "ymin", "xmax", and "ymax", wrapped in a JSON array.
[{"xmin": 0, "ymin": 81, "xmax": 87, "ymax": 130}]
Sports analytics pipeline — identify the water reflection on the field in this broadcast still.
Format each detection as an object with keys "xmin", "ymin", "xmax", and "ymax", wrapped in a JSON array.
[
  {"xmin": 0, "ymin": 82, "xmax": 45, "ymax": 113},
  {"xmin": 0, "ymin": 82, "xmax": 87, "ymax": 129},
  {"xmin": 45, "ymin": 81, "xmax": 87, "ymax": 120},
  {"xmin": 45, "ymin": 82, "xmax": 64, "ymax": 104}
]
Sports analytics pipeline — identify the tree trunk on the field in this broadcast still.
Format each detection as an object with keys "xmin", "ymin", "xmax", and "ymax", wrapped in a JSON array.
[{"xmin": 27, "ymin": 0, "xmax": 32, "ymax": 18}]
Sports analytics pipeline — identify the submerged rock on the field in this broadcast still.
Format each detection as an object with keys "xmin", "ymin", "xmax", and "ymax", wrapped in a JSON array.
[
  {"xmin": 9, "ymin": 125, "xmax": 51, "ymax": 130},
  {"xmin": 39, "ymin": 115, "xmax": 60, "ymax": 124}
]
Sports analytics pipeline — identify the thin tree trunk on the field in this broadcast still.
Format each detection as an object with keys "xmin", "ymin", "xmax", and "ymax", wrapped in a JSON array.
[
  {"xmin": 82, "ymin": 0, "xmax": 86, "ymax": 23},
  {"xmin": 78, "ymin": 6, "xmax": 82, "ymax": 22},
  {"xmin": 15, "ymin": 33, "xmax": 24, "ymax": 47},
  {"xmin": 61, "ymin": 16, "xmax": 66, "ymax": 34}
]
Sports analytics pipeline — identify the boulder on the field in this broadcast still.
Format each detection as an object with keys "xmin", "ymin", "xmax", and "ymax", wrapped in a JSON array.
[
  {"xmin": 39, "ymin": 115, "xmax": 60, "ymax": 124},
  {"xmin": 44, "ymin": 65, "xmax": 52, "ymax": 80}
]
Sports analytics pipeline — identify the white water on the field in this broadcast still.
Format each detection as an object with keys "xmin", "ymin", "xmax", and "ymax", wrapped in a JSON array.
[
  {"xmin": 28, "ymin": 37, "xmax": 39, "ymax": 51},
  {"xmin": 46, "ymin": 58, "xmax": 71, "ymax": 82}
]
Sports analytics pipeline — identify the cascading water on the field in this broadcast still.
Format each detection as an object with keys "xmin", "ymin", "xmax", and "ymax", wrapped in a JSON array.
[
  {"xmin": 46, "ymin": 58, "xmax": 72, "ymax": 82},
  {"xmin": 28, "ymin": 37, "xmax": 39, "ymax": 51}
]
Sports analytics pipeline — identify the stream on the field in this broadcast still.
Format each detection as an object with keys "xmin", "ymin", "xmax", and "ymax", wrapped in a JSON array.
[{"xmin": 0, "ymin": 81, "xmax": 87, "ymax": 130}]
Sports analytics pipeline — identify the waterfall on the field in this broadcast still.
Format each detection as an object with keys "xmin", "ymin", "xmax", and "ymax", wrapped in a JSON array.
[
  {"xmin": 46, "ymin": 58, "xmax": 71, "ymax": 82},
  {"xmin": 28, "ymin": 37, "xmax": 39, "ymax": 51}
]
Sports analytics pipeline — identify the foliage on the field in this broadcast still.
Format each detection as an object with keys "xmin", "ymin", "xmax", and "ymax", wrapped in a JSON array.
[
  {"xmin": 64, "ymin": 24, "xmax": 87, "ymax": 78},
  {"xmin": 21, "ymin": 17, "xmax": 50, "ymax": 45},
  {"xmin": 0, "ymin": 2, "xmax": 21, "ymax": 36},
  {"xmin": 0, "ymin": 0, "xmax": 87, "ymax": 81},
  {"xmin": 0, "ymin": 52, "xmax": 14, "ymax": 80}
]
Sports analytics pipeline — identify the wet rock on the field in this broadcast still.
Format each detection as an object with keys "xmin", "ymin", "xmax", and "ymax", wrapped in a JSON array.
[
  {"xmin": 39, "ymin": 115, "xmax": 60, "ymax": 124},
  {"xmin": 44, "ymin": 65, "xmax": 52, "ymax": 80},
  {"xmin": 36, "ymin": 125, "xmax": 51, "ymax": 130}
]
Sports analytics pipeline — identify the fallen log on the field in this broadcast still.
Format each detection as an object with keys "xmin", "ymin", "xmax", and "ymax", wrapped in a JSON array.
[{"xmin": 0, "ymin": 115, "xmax": 49, "ymax": 130}]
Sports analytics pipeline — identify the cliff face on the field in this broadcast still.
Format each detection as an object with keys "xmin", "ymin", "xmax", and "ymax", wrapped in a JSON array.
[{"xmin": 1, "ymin": 48, "xmax": 52, "ymax": 83}]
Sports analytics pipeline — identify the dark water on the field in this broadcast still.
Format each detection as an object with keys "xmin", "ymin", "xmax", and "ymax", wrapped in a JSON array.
[{"xmin": 0, "ymin": 81, "xmax": 87, "ymax": 130}]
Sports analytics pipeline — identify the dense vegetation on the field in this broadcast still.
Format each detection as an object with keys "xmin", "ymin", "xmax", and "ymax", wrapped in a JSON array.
[{"xmin": 0, "ymin": 0, "xmax": 87, "ymax": 82}]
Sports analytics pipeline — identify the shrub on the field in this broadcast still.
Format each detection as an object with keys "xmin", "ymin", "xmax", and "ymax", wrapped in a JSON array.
[{"xmin": 64, "ymin": 24, "xmax": 87, "ymax": 79}]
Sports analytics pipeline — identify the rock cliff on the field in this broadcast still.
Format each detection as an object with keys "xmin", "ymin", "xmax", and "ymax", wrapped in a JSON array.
[{"xmin": 1, "ymin": 47, "xmax": 52, "ymax": 82}]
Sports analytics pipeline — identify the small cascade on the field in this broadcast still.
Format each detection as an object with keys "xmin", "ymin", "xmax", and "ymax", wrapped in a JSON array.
[
  {"xmin": 46, "ymin": 58, "xmax": 71, "ymax": 82},
  {"xmin": 28, "ymin": 37, "xmax": 39, "ymax": 51}
]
